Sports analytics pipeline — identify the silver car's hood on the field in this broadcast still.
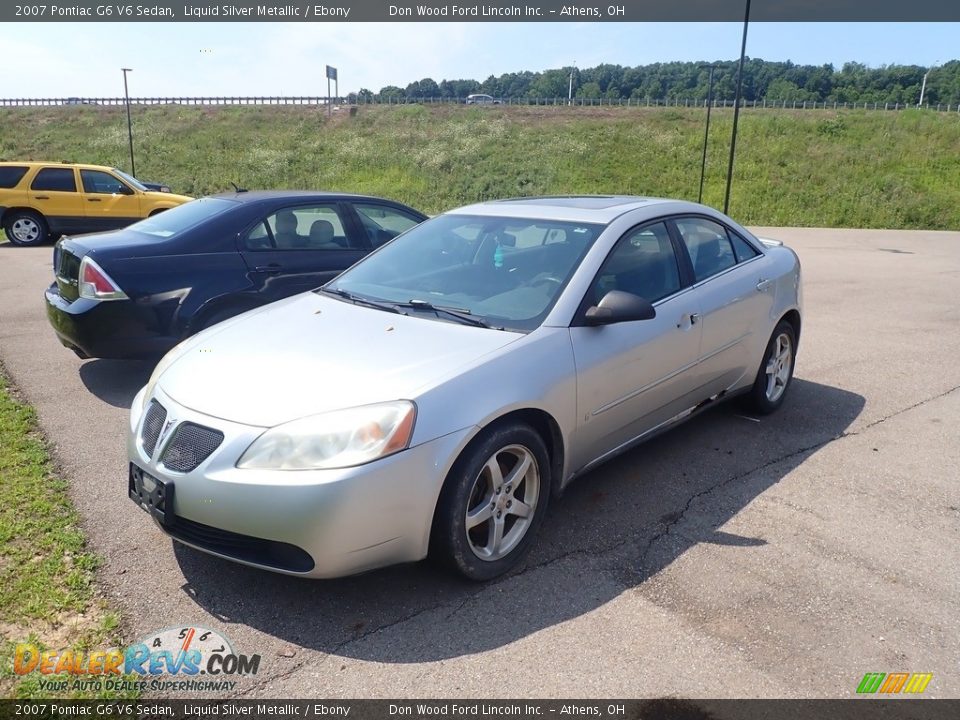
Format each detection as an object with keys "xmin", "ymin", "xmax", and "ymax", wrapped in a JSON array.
[{"xmin": 158, "ymin": 292, "xmax": 523, "ymax": 427}]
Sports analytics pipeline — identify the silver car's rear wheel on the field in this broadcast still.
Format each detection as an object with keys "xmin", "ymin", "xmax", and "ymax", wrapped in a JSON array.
[
  {"xmin": 764, "ymin": 332, "xmax": 793, "ymax": 403},
  {"xmin": 465, "ymin": 444, "xmax": 540, "ymax": 562},
  {"xmin": 431, "ymin": 422, "xmax": 551, "ymax": 581}
]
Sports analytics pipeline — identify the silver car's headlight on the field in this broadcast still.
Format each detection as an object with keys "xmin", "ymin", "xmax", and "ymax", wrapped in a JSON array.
[
  {"xmin": 141, "ymin": 338, "xmax": 192, "ymax": 410},
  {"xmin": 237, "ymin": 401, "xmax": 417, "ymax": 471}
]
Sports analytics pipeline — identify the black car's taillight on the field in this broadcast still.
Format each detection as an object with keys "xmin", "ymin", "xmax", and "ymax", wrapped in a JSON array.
[{"xmin": 78, "ymin": 257, "xmax": 128, "ymax": 301}]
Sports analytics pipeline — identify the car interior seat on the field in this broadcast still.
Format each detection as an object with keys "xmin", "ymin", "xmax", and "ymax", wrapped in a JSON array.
[
  {"xmin": 689, "ymin": 229, "xmax": 737, "ymax": 281},
  {"xmin": 308, "ymin": 219, "xmax": 338, "ymax": 248},
  {"xmin": 274, "ymin": 211, "xmax": 301, "ymax": 249}
]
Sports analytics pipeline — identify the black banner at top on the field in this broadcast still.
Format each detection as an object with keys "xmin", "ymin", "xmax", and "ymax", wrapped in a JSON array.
[{"xmin": 5, "ymin": 0, "xmax": 960, "ymax": 22}]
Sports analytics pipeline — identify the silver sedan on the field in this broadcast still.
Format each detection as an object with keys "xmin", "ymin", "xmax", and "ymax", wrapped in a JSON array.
[{"xmin": 127, "ymin": 196, "xmax": 802, "ymax": 581}]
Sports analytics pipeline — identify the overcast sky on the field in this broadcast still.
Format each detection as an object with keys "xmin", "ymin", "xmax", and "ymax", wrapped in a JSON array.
[{"xmin": 7, "ymin": 22, "xmax": 958, "ymax": 97}]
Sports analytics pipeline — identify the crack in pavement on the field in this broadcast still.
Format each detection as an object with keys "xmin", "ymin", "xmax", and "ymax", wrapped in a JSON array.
[
  {"xmin": 233, "ymin": 598, "xmax": 465, "ymax": 696},
  {"xmin": 233, "ymin": 658, "xmax": 312, "ymax": 699},
  {"xmin": 635, "ymin": 382, "xmax": 960, "ymax": 575}
]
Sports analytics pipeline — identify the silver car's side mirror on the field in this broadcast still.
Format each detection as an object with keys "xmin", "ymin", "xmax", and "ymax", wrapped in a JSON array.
[{"xmin": 585, "ymin": 290, "xmax": 656, "ymax": 325}]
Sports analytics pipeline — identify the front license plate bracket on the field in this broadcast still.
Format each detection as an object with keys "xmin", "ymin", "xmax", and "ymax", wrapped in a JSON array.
[{"xmin": 128, "ymin": 463, "xmax": 175, "ymax": 527}]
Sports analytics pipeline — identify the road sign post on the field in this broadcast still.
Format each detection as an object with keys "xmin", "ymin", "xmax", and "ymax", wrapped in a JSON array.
[{"xmin": 326, "ymin": 65, "xmax": 337, "ymax": 117}]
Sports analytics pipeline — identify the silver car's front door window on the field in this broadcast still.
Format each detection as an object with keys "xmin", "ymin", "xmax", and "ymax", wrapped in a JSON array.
[{"xmin": 568, "ymin": 222, "xmax": 703, "ymax": 472}]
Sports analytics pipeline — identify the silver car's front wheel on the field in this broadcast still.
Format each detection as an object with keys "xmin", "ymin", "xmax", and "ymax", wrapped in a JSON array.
[
  {"xmin": 432, "ymin": 422, "xmax": 551, "ymax": 581},
  {"xmin": 465, "ymin": 444, "xmax": 540, "ymax": 562}
]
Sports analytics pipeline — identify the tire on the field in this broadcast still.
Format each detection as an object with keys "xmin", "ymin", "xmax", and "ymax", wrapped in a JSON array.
[
  {"xmin": 431, "ymin": 422, "xmax": 551, "ymax": 581},
  {"xmin": 745, "ymin": 320, "xmax": 797, "ymax": 415},
  {"xmin": 4, "ymin": 210, "xmax": 49, "ymax": 246}
]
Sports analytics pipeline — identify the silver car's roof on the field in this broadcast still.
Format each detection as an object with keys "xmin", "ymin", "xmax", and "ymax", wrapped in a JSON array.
[{"xmin": 447, "ymin": 196, "xmax": 685, "ymax": 224}]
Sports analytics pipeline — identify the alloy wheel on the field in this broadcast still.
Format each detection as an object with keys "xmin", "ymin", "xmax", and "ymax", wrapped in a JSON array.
[
  {"xmin": 764, "ymin": 332, "xmax": 793, "ymax": 403},
  {"xmin": 464, "ymin": 444, "xmax": 540, "ymax": 561}
]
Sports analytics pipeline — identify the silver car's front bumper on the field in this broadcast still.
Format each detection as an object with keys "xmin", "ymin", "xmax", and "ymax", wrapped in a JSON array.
[{"xmin": 127, "ymin": 385, "xmax": 472, "ymax": 578}]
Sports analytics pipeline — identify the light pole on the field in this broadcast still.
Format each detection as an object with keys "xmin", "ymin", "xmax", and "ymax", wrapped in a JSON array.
[
  {"xmin": 121, "ymin": 68, "xmax": 135, "ymax": 177},
  {"xmin": 723, "ymin": 0, "xmax": 751, "ymax": 215},
  {"xmin": 568, "ymin": 61, "xmax": 576, "ymax": 105},
  {"xmin": 698, "ymin": 63, "xmax": 723, "ymax": 204}
]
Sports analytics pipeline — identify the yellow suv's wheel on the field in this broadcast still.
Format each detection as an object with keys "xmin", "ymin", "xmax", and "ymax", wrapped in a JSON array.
[{"xmin": 4, "ymin": 210, "xmax": 49, "ymax": 246}]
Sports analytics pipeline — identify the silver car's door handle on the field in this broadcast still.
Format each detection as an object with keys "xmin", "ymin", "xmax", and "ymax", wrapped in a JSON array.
[
  {"xmin": 677, "ymin": 312, "xmax": 700, "ymax": 329},
  {"xmin": 756, "ymin": 278, "xmax": 772, "ymax": 291}
]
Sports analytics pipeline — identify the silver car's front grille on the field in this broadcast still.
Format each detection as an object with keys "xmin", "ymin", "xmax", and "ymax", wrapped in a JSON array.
[
  {"xmin": 160, "ymin": 422, "xmax": 225, "ymax": 473},
  {"xmin": 141, "ymin": 401, "xmax": 167, "ymax": 457}
]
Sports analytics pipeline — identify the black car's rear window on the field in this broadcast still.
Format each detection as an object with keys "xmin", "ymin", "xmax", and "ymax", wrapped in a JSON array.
[
  {"xmin": 0, "ymin": 166, "xmax": 29, "ymax": 188},
  {"xmin": 128, "ymin": 198, "xmax": 233, "ymax": 238}
]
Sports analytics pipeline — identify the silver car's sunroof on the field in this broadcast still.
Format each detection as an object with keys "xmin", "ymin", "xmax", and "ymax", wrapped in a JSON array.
[{"xmin": 494, "ymin": 196, "xmax": 650, "ymax": 210}]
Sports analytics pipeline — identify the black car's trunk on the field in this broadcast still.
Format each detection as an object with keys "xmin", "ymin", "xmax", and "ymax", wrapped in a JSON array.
[{"xmin": 53, "ymin": 241, "xmax": 83, "ymax": 302}]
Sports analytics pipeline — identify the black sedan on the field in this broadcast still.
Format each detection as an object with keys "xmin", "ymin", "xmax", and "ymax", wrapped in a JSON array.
[{"xmin": 45, "ymin": 191, "xmax": 427, "ymax": 359}]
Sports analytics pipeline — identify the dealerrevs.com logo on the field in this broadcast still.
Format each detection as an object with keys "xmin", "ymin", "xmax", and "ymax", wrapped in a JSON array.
[{"xmin": 14, "ymin": 626, "xmax": 260, "ymax": 693}]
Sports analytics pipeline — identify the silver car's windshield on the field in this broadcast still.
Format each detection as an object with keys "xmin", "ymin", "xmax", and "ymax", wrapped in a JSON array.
[{"xmin": 326, "ymin": 214, "xmax": 604, "ymax": 332}]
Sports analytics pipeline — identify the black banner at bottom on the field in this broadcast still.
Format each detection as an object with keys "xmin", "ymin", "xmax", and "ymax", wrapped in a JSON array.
[{"xmin": 1, "ymin": 700, "xmax": 958, "ymax": 720}]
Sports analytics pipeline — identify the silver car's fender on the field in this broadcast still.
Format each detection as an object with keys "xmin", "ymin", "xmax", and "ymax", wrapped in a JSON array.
[
  {"xmin": 762, "ymin": 244, "xmax": 803, "ymax": 342},
  {"xmin": 411, "ymin": 326, "xmax": 578, "ymax": 504}
]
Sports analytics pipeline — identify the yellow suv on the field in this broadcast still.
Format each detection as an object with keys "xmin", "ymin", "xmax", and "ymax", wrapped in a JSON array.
[{"xmin": 0, "ymin": 162, "xmax": 192, "ymax": 246}]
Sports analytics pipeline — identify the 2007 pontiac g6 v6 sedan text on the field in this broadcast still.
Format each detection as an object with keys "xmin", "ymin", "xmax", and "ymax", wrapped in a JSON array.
[{"xmin": 127, "ymin": 196, "xmax": 802, "ymax": 581}]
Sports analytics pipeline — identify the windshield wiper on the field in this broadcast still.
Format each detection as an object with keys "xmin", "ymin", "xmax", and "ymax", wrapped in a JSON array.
[
  {"xmin": 319, "ymin": 287, "xmax": 405, "ymax": 315},
  {"xmin": 398, "ymin": 299, "xmax": 499, "ymax": 329}
]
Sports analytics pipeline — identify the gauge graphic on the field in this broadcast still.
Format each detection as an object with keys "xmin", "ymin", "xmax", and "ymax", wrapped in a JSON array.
[{"xmin": 137, "ymin": 626, "xmax": 234, "ymax": 658}]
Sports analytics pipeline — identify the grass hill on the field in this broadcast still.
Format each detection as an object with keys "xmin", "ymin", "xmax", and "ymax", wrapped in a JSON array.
[{"xmin": 2, "ymin": 103, "xmax": 959, "ymax": 229}]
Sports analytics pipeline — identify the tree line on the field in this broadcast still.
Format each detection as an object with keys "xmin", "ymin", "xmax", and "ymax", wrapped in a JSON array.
[{"xmin": 357, "ymin": 59, "xmax": 960, "ymax": 105}]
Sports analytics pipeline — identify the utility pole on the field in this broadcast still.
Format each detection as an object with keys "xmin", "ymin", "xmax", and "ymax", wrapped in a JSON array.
[
  {"xmin": 723, "ymin": 0, "xmax": 751, "ymax": 215},
  {"xmin": 568, "ymin": 62, "xmax": 576, "ymax": 105},
  {"xmin": 121, "ymin": 68, "xmax": 135, "ymax": 177},
  {"xmin": 698, "ymin": 63, "xmax": 723, "ymax": 204}
]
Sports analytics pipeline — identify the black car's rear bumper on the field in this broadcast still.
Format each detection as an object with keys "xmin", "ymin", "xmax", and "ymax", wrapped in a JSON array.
[{"xmin": 44, "ymin": 283, "xmax": 179, "ymax": 359}]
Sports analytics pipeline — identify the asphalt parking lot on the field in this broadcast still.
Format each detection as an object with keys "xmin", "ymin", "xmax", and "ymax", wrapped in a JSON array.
[{"xmin": 0, "ymin": 227, "xmax": 957, "ymax": 699}]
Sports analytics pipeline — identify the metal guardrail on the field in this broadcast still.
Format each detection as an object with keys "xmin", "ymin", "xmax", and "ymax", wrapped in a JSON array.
[
  {"xmin": 0, "ymin": 96, "xmax": 334, "ymax": 107},
  {"xmin": 2, "ymin": 96, "xmax": 958, "ymax": 112}
]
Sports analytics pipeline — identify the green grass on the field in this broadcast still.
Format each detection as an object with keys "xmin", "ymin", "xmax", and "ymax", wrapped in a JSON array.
[
  {"xmin": 1, "ymin": 104, "xmax": 959, "ymax": 229},
  {"xmin": 0, "ymin": 370, "xmax": 133, "ymax": 699}
]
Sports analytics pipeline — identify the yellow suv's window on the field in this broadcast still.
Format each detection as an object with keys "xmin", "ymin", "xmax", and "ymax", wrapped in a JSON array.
[
  {"xmin": 81, "ymin": 170, "xmax": 129, "ymax": 195},
  {"xmin": 0, "ymin": 166, "xmax": 29, "ymax": 188},
  {"xmin": 31, "ymin": 168, "xmax": 77, "ymax": 192}
]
